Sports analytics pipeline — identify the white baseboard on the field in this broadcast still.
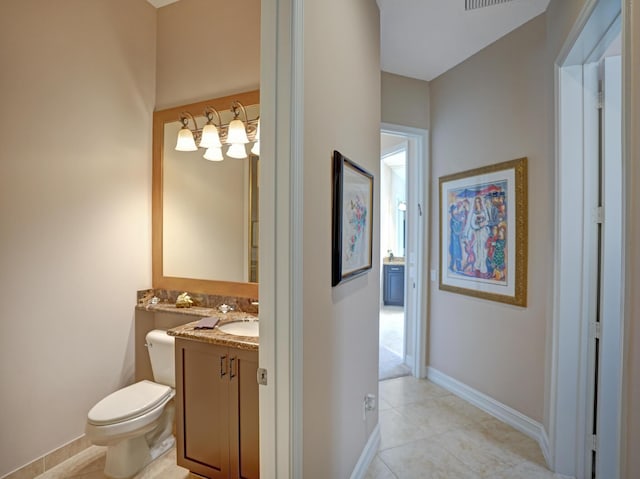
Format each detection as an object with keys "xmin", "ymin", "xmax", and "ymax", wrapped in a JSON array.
[
  {"xmin": 539, "ymin": 428, "xmax": 552, "ymax": 471},
  {"xmin": 349, "ymin": 423, "xmax": 380, "ymax": 479},
  {"xmin": 427, "ymin": 367, "xmax": 551, "ymax": 469}
]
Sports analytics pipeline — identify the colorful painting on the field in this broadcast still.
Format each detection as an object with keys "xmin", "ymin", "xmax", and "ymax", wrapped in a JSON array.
[
  {"xmin": 332, "ymin": 151, "xmax": 374, "ymax": 286},
  {"xmin": 439, "ymin": 158, "xmax": 528, "ymax": 306}
]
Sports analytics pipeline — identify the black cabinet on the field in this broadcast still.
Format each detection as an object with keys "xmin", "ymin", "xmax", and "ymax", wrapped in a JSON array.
[{"xmin": 383, "ymin": 264, "xmax": 405, "ymax": 306}]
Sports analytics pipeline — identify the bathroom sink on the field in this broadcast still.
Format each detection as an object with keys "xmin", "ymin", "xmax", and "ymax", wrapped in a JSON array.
[{"xmin": 217, "ymin": 320, "xmax": 259, "ymax": 337}]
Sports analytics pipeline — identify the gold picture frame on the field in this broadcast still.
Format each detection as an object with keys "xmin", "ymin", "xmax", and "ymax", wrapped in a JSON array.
[{"xmin": 439, "ymin": 157, "xmax": 528, "ymax": 306}]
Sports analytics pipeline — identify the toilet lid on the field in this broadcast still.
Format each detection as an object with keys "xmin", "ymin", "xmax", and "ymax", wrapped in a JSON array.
[{"xmin": 88, "ymin": 380, "xmax": 173, "ymax": 426}]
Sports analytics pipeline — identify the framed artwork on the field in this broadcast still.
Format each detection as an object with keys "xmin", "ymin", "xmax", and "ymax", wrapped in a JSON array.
[
  {"xmin": 332, "ymin": 150, "xmax": 374, "ymax": 286},
  {"xmin": 439, "ymin": 157, "xmax": 528, "ymax": 306}
]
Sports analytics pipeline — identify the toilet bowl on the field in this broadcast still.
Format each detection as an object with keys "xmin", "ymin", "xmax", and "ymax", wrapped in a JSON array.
[{"xmin": 85, "ymin": 330, "xmax": 176, "ymax": 478}]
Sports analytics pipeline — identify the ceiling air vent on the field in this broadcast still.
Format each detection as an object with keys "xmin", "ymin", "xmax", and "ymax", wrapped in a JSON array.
[{"xmin": 465, "ymin": 0, "xmax": 514, "ymax": 10}]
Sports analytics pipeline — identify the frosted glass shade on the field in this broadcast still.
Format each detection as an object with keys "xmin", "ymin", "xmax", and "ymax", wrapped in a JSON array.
[
  {"xmin": 199, "ymin": 124, "xmax": 222, "ymax": 148},
  {"xmin": 226, "ymin": 119, "xmax": 249, "ymax": 144},
  {"xmin": 175, "ymin": 128, "xmax": 197, "ymax": 151},
  {"xmin": 203, "ymin": 147, "xmax": 224, "ymax": 161},
  {"xmin": 227, "ymin": 143, "xmax": 247, "ymax": 159}
]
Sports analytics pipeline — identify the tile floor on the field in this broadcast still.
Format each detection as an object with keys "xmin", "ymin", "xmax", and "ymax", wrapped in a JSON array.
[
  {"xmin": 35, "ymin": 378, "xmax": 559, "ymax": 479},
  {"xmin": 365, "ymin": 376, "xmax": 561, "ymax": 479},
  {"xmin": 34, "ymin": 445, "xmax": 190, "ymax": 479}
]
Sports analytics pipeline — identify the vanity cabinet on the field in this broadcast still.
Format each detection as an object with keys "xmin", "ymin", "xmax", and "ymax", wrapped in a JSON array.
[
  {"xmin": 383, "ymin": 263, "xmax": 405, "ymax": 306},
  {"xmin": 175, "ymin": 338, "xmax": 259, "ymax": 479}
]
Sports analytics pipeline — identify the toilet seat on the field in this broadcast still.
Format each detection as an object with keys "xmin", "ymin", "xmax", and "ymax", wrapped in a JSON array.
[{"xmin": 88, "ymin": 380, "xmax": 173, "ymax": 426}]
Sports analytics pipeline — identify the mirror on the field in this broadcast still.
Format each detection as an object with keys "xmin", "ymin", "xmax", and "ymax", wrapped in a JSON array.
[{"xmin": 152, "ymin": 90, "xmax": 260, "ymax": 298}]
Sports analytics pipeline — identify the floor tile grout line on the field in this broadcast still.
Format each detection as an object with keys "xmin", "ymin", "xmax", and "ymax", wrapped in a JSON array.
[
  {"xmin": 375, "ymin": 453, "xmax": 399, "ymax": 479},
  {"xmin": 371, "ymin": 376, "xmax": 555, "ymax": 478}
]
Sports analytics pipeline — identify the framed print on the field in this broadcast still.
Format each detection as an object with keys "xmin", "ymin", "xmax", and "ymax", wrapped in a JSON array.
[
  {"xmin": 332, "ymin": 150, "xmax": 374, "ymax": 286},
  {"xmin": 439, "ymin": 157, "xmax": 527, "ymax": 306}
]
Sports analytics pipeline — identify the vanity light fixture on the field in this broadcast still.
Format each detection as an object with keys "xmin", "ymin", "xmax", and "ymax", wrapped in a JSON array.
[{"xmin": 174, "ymin": 101, "xmax": 259, "ymax": 161}]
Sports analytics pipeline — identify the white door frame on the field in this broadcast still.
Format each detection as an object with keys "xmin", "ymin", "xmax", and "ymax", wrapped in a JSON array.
[
  {"xmin": 551, "ymin": 0, "xmax": 625, "ymax": 477},
  {"xmin": 259, "ymin": 0, "xmax": 304, "ymax": 477},
  {"xmin": 381, "ymin": 123, "xmax": 429, "ymax": 378}
]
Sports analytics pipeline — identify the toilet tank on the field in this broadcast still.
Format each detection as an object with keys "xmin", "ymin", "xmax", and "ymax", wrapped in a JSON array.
[{"xmin": 145, "ymin": 330, "xmax": 175, "ymax": 388}]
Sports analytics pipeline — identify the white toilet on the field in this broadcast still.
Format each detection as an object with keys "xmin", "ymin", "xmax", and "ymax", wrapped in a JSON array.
[{"xmin": 86, "ymin": 330, "xmax": 176, "ymax": 478}]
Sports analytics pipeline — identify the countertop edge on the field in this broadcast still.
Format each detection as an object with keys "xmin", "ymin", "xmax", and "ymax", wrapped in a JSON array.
[{"xmin": 167, "ymin": 317, "xmax": 259, "ymax": 351}]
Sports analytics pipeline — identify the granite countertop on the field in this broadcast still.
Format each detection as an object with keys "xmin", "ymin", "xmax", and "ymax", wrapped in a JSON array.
[
  {"xmin": 166, "ymin": 311, "xmax": 259, "ymax": 351},
  {"xmin": 383, "ymin": 256, "xmax": 405, "ymax": 265},
  {"xmin": 136, "ymin": 302, "xmax": 219, "ymax": 317}
]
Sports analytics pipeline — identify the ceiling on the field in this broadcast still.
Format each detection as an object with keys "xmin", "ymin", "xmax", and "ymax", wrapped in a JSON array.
[
  {"xmin": 378, "ymin": 0, "xmax": 550, "ymax": 81},
  {"xmin": 147, "ymin": 0, "xmax": 550, "ymax": 83}
]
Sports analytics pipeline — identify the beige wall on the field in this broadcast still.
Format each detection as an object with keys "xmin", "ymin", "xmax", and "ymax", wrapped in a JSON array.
[
  {"xmin": 381, "ymin": 71, "xmax": 430, "ymax": 129},
  {"xmin": 0, "ymin": 0, "xmax": 156, "ymax": 476},
  {"xmin": 155, "ymin": 0, "xmax": 261, "ymax": 109},
  {"xmin": 545, "ymin": 0, "xmax": 589, "ymax": 60},
  {"xmin": 429, "ymin": 15, "xmax": 548, "ymax": 422},
  {"xmin": 302, "ymin": 0, "xmax": 381, "ymax": 476}
]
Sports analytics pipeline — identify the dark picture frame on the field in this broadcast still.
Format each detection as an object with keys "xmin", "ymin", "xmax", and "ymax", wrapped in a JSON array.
[
  {"xmin": 332, "ymin": 150, "xmax": 374, "ymax": 286},
  {"xmin": 439, "ymin": 157, "xmax": 528, "ymax": 306}
]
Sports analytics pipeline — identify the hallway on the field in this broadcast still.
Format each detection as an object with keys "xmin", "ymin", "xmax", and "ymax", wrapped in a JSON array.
[
  {"xmin": 365, "ymin": 376, "xmax": 559, "ymax": 478},
  {"xmin": 379, "ymin": 306, "xmax": 411, "ymax": 380}
]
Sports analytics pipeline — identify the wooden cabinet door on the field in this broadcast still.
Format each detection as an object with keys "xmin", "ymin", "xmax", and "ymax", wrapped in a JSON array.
[
  {"xmin": 176, "ymin": 339, "xmax": 231, "ymax": 479},
  {"xmin": 229, "ymin": 349, "xmax": 260, "ymax": 479}
]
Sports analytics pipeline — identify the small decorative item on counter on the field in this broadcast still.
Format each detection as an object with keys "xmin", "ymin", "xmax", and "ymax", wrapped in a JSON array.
[
  {"xmin": 218, "ymin": 303, "xmax": 233, "ymax": 314},
  {"xmin": 387, "ymin": 249, "xmax": 394, "ymax": 261},
  {"xmin": 176, "ymin": 292, "xmax": 194, "ymax": 308}
]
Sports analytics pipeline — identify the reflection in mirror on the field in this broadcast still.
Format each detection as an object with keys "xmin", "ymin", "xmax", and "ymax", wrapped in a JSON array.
[
  {"xmin": 248, "ymin": 155, "xmax": 259, "ymax": 283},
  {"xmin": 152, "ymin": 90, "xmax": 260, "ymax": 298},
  {"xmin": 162, "ymin": 105, "xmax": 259, "ymax": 282}
]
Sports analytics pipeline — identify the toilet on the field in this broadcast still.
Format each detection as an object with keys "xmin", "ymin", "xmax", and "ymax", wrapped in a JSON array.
[{"xmin": 86, "ymin": 330, "xmax": 176, "ymax": 478}]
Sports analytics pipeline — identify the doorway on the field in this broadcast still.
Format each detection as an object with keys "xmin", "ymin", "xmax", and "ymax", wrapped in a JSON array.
[
  {"xmin": 553, "ymin": 1, "xmax": 624, "ymax": 477},
  {"xmin": 379, "ymin": 133, "xmax": 410, "ymax": 380},
  {"xmin": 379, "ymin": 124, "xmax": 428, "ymax": 381}
]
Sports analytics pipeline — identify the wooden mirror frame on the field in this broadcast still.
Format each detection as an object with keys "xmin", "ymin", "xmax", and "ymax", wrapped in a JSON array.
[{"xmin": 152, "ymin": 90, "xmax": 260, "ymax": 298}]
